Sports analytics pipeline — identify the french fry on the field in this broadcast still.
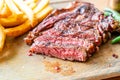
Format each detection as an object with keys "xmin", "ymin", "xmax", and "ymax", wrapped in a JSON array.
[
  {"xmin": 0, "ymin": 0, "xmax": 4, "ymax": 11},
  {"xmin": 33, "ymin": 0, "xmax": 49, "ymax": 14},
  {"xmin": 0, "ymin": 13, "xmax": 27, "ymax": 27},
  {"xmin": 28, "ymin": 2, "xmax": 37, "ymax": 10},
  {"xmin": 4, "ymin": 6, "xmax": 52, "ymax": 37},
  {"xmin": 24, "ymin": 0, "xmax": 38, "ymax": 5},
  {"xmin": 4, "ymin": 20, "xmax": 36, "ymax": 37},
  {"xmin": 33, "ymin": 0, "xmax": 38, "ymax": 3},
  {"xmin": 0, "ymin": 3, "xmax": 12, "ymax": 18},
  {"xmin": 24, "ymin": 0, "xmax": 34, "ymax": 5},
  {"xmin": 0, "ymin": 0, "xmax": 52, "ymax": 51},
  {"xmin": 5, "ymin": 0, "xmax": 22, "ymax": 15},
  {"xmin": 36, "ymin": 6, "xmax": 53, "ymax": 22},
  {"xmin": 13, "ymin": 0, "xmax": 37, "ymax": 26},
  {"xmin": 0, "ymin": 25, "xmax": 6, "ymax": 52}
]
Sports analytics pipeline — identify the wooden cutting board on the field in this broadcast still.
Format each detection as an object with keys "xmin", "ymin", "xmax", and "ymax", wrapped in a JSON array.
[{"xmin": 0, "ymin": 0, "xmax": 120, "ymax": 80}]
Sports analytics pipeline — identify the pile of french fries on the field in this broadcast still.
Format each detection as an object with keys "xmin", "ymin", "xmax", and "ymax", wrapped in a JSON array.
[{"xmin": 0, "ymin": 0, "xmax": 52, "ymax": 51}]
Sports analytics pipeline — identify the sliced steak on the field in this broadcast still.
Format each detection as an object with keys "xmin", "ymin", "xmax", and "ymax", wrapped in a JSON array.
[
  {"xmin": 25, "ymin": 1, "xmax": 118, "ymax": 61},
  {"xmin": 30, "ymin": 36, "xmax": 96, "ymax": 61},
  {"xmin": 41, "ymin": 27, "xmax": 102, "ymax": 46},
  {"xmin": 24, "ymin": 1, "xmax": 98, "ymax": 45}
]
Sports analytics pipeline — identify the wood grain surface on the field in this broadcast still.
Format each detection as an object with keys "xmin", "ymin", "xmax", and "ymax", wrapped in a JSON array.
[{"xmin": 0, "ymin": 0, "xmax": 120, "ymax": 80}]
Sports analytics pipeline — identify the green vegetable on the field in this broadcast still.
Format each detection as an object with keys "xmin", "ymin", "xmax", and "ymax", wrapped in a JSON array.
[
  {"xmin": 104, "ymin": 10, "xmax": 112, "ymax": 16},
  {"xmin": 104, "ymin": 8, "xmax": 120, "ymax": 22},
  {"xmin": 104, "ymin": 8, "xmax": 120, "ymax": 44},
  {"xmin": 111, "ymin": 36, "xmax": 120, "ymax": 44}
]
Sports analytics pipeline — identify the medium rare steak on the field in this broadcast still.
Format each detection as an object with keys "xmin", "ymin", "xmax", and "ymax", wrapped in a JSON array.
[
  {"xmin": 30, "ymin": 36, "xmax": 96, "ymax": 61},
  {"xmin": 24, "ymin": 1, "xmax": 118, "ymax": 61}
]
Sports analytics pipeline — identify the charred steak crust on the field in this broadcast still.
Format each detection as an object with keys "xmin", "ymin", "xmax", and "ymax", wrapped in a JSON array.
[{"xmin": 24, "ymin": 1, "xmax": 118, "ymax": 61}]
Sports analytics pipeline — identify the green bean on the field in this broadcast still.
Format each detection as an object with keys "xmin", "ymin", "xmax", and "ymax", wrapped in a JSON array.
[
  {"xmin": 104, "ymin": 8, "xmax": 120, "ymax": 22},
  {"xmin": 104, "ymin": 8, "xmax": 120, "ymax": 44},
  {"xmin": 111, "ymin": 36, "xmax": 120, "ymax": 44},
  {"xmin": 104, "ymin": 11, "xmax": 112, "ymax": 16}
]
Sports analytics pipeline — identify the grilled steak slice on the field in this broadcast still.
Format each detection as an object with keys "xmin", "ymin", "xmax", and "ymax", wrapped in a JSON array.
[
  {"xmin": 24, "ymin": 1, "xmax": 100, "ymax": 45},
  {"xmin": 25, "ymin": 1, "xmax": 118, "ymax": 61},
  {"xmin": 30, "ymin": 36, "xmax": 96, "ymax": 61},
  {"xmin": 41, "ymin": 27, "xmax": 102, "ymax": 46}
]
